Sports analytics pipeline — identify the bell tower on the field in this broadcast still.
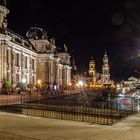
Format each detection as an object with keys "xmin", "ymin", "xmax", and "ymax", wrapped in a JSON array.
[
  {"xmin": 101, "ymin": 51, "xmax": 110, "ymax": 84},
  {"xmin": 0, "ymin": 0, "xmax": 9, "ymax": 32},
  {"xmin": 89, "ymin": 57, "xmax": 96, "ymax": 84}
]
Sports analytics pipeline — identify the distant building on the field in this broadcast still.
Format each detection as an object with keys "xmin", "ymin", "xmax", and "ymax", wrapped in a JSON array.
[
  {"xmin": 0, "ymin": 1, "xmax": 71, "ymax": 89},
  {"xmin": 122, "ymin": 76, "xmax": 140, "ymax": 88},
  {"xmin": 89, "ymin": 57, "xmax": 96, "ymax": 84},
  {"xmin": 88, "ymin": 51, "xmax": 113, "ymax": 85},
  {"xmin": 101, "ymin": 51, "xmax": 111, "ymax": 84}
]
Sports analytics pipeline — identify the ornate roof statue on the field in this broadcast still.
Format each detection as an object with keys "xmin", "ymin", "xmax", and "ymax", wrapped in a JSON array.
[
  {"xmin": 0, "ymin": 0, "xmax": 6, "ymax": 6},
  {"xmin": 64, "ymin": 44, "xmax": 68, "ymax": 53}
]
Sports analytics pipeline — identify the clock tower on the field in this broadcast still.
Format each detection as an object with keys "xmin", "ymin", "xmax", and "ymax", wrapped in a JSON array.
[{"xmin": 89, "ymin": 57, "xmax": 96, "ymax": 84}]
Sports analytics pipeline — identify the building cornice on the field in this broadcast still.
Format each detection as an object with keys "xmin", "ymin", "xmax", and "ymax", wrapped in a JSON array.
[{"xmin": 7, "ymin": 40, "xmax": 37, "ymax": 56}]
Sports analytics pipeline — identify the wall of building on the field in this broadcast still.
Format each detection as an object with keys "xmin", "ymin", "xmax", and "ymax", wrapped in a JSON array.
[
  {"xmin": 0, "ymin": 3, "xmax": 72, "ymax": 91},
  {"xmin": 0, "ymin": 34, "xmax": 37, "ymax": 88}
]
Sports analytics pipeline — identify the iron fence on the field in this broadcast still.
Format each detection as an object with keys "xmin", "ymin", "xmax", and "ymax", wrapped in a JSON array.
[{"xmin": 0, "ymin": 95, "xmax": 138, "ymax": 125}]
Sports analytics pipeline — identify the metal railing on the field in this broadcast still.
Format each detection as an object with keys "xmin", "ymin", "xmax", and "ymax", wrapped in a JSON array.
[{"xmin": 0, "ymin": 95, "xmax": 138, "ymax": 125}]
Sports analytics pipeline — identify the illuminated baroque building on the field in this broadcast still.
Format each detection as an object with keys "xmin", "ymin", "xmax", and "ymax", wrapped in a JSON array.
[
  {"xmin": 0, "ymin": 1, "xmax": 71, "ymax": 89},
  {"xmin": 88, "ymin": 51, "xmax": 112, "ymax": 85},
  {"xmin": 89, "ymin": 57, "xmax": 96, "ymax": 84},
  {"xmin": 101, "ymin": 51, "xmax": 111, "ymax": 84}
]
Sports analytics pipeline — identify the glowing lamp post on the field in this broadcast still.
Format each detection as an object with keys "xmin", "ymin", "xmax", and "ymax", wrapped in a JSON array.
[
  {"xmin": 37, "ymin": 80, "xmax": 41, "ymax": 86},
  {"xmin": 22, "ymin": 78, "xmax": 26, "ymax": 84},
  {"xmin": 78, "ymin": 80, "xmax": 84, "ymax": 94},
  {"xmin": 68, "ymin": 82, "xmax": 72, "ymax": 86},
  {"xmin": 22, "ymin": 78, "xmax": 27, "ymax": 92},
  {"xmin": 37, "ymin": 80, "xmax": 42, "ymax": 99},
  {"xmin": 37, "ymin": 80, "xmax": 41, "ymax": 85},
  {"xmin": 68, "ymin": 82, "xmax": 72, "ymax": 94},
  {"xmin": 37, "ymin": 80, "xmax": 42, "ymax": 90},
  {"xmin": 78, "ymin": 80, "xmax": 84, "ymax": 86}
]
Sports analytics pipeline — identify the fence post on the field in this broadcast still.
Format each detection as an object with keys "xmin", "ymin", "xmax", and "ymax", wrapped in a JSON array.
[{"xmin": 110, "ymin": 97, "xmax": 113, "ymax": 125}]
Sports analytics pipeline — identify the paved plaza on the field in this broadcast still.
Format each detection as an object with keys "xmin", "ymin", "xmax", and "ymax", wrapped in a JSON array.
[{"xmin": 0, "ymin": 111, "xmax": 140, "ymax": 140}]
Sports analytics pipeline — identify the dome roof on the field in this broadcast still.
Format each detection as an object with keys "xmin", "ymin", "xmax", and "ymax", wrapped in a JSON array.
[
  {"xmin": 0, "ymin": 0, "xmax": 6, "ymax": 6},
  {"xmin": 26, "ymin": 27, "xmax": 48, "ymax": 40}
]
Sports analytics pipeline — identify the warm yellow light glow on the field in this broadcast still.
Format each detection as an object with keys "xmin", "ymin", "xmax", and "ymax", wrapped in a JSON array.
[
  {"xmin": 22, "ymin": 78, "xmax": 26, "ymax": 83},
  {"xmin": 68, "ymin": 82, "xmax": 72, "ymax": 86},
  {"xmin": 84, "ymin": 84, "xmax": 87, "ymax": 87},
  {"xmin": 37, "ymin": 80, "xmax": 41, "ymax": 84},
  {"xmin": 78, "ymin": 80, "xmax": 84, "ymax": 86},
  {"xmin": 76, "ymin": 83, "xmax": 79, "ymax": 87}
]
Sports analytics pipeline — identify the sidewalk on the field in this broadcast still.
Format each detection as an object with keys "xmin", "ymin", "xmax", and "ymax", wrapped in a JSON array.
[{"xmin": 0, "ymin": 111, "xmax": 140, "ymax": 140}]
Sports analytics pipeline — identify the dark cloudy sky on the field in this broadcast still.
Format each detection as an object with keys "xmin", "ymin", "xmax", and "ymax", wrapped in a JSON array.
[{"xmin": 6, "ymin": 0, "xmax": 140, "ymax": 80}]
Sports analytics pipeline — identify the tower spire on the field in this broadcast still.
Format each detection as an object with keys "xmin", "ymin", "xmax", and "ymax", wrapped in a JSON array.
[
  {"xmin": 105, "ymin": 50, "xmax": 107, "ymax": 55},
  {"xmin": 101, "ymin": 50, "xmax": 110, "ymax": 84},
  {"xmin": 89, "ymin": 57, "xmax": 96, "ymax": 84}
]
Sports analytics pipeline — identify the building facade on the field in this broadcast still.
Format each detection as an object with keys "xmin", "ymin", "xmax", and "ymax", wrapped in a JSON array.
[
  {"xmin": 88, "ymin": 51, "xmax": 113, "ymax": 85},
  {"xmin": 101, "ymin": 51, "xmax": 111, "ymax": 84},
  {"xmin": 0, "ymin": 1, "xmax": 71, "ymax": 89},
  {"xmin": 89, "ymin": 57, "xmax": 96, "ymax": 84}
]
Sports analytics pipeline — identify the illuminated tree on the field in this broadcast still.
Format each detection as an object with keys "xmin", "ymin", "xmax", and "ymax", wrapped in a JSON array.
[{"xmin": 2, "ymin": 81, "xmax": 12, "ymax": 95}]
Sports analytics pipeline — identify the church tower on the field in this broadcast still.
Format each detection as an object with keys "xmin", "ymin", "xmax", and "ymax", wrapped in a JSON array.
[
  {"xmin": 0, "ymin": 0, "xmax": 9, "ymax": 32},
  {"xmin": 89, "ymin": 57, "xmax": 96, "ymax": 84},
  {"xmin": 101, "ymin": 51, "xmax": 110, "ymax": 84}
]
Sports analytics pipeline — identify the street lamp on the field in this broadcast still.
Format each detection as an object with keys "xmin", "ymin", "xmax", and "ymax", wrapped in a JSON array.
[
  {"xmin": 22, "ymin": 78, "xmax": 27, "ymax": 92},
  {"xmin": 37, "ymin": 80, "xmax": 42, "ymax": 99},
  {"xmin": 22, "ymin": 78, "xmax": 26, "ymax": 84},
  {"xmin": 68, "ymin": 82, "xmax": 72, "ymax": 94},
  {"xmin": 78, "ymin": 80, "xmax": 84, "ymax": 87},
  {"xmin": 37, "ymin": 80, "xmax": 41, "ymax": 85},
  {"xmin": 78, "ymin": 80, "xmax": 84, "ymax": 94},
  {"xmin": 37, "ymin": 79, "xmax": 42, "ymax": 91},
  {"xmin": 68, "ymin": 82, "xmax": 72, "ymax": 86}
]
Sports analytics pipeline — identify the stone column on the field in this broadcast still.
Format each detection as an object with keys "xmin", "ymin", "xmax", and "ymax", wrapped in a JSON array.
[
  {"xmin": 3, "ymin": 44, "xmax": 7, "ymax": 80},
  {"xmin": 11, "ymin": 47, "xmax": 15, "ymax": 89},
  {"xmin": 48, "ymin": 61, "xmax": 51, "ymax": 83},
  {"xmin": 56, "ymin": 64, "xmax": 59, "ymax": 84},
  {"xmin": 50, "ymin": 60, "xmax": 53, "ymax": 83},
  {"xmin": 0, "ymin": 44, "xmax": 2, "ymax": 88},
  {"xmin": 33, "ymin": 59, "xmax": 37, "ymax": 84},
  {"xmin": 20, "ymin": 53, "xmax": 23, "ymax": 81},
  {"xmin": 1, "ymin": 43, "xmax": 4, "ymax": 81},
  {"xmin": 29, "ymin": 57, "xmax": 31, "ymax": 84}
]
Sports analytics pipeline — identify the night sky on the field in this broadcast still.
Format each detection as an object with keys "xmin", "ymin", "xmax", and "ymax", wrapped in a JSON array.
[{"xmin": 6, "ymin": 0, "xmax": 140, "ymax": 81}]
